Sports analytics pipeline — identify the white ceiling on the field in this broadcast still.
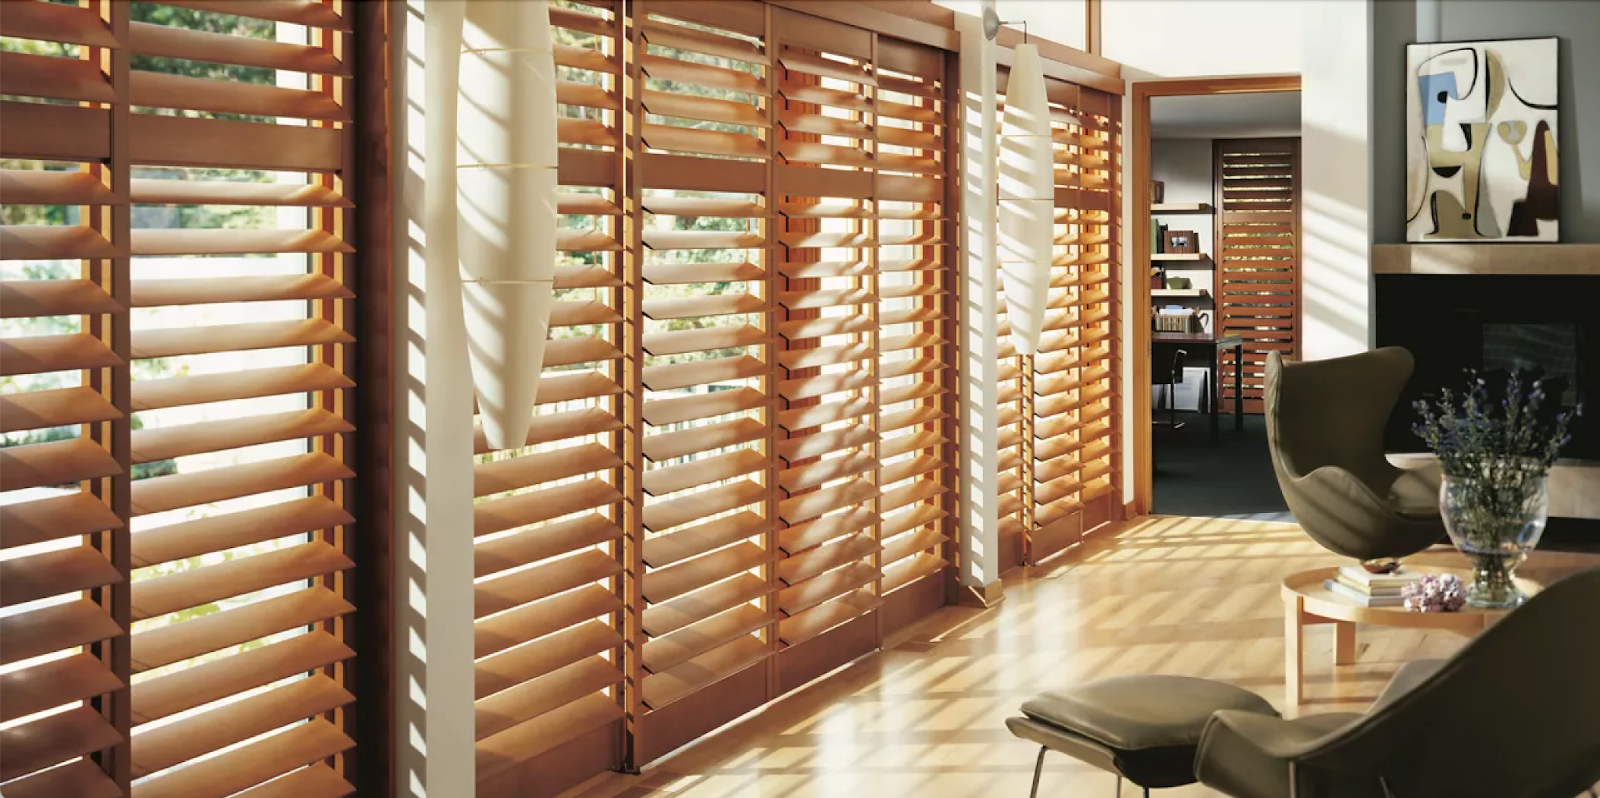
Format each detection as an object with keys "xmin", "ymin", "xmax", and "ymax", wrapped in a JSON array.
[{"xmin": 1150, "ymin": 92, "xmax": 1301, "ymax": 139}]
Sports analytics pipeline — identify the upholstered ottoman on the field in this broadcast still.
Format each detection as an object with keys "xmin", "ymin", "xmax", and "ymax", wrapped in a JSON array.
[{"xmin": 1006, "ymin": 675, "xmax": 1279, "ymax": 797}]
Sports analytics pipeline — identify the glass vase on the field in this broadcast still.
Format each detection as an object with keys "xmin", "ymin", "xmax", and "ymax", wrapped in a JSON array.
[{"xmin": 1439, "ymin": 471, "xmax": 1548, "ymax": 609}]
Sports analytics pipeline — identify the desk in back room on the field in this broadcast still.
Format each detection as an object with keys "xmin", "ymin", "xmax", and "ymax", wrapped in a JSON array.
[{"xmin": 1151, "ymin": 331, "xmax": 1244, "ymax": 439}]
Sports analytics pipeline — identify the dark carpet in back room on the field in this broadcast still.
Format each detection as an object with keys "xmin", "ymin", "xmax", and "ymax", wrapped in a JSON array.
[{"xmin": 1152, "ymin": 412, "xmax": 1292, "ymax": 522}]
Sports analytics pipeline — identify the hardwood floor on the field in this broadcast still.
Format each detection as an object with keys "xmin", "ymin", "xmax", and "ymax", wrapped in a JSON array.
[{"xmin": 567, "ymin": 516, "xmax": 1600, "ymax": 798}]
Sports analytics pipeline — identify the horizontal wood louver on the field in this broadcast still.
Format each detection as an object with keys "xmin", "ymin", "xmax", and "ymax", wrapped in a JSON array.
[
  {"xmin": 1214, "ymin": 138, "xmax": 1299, "ymax": 413},
  {"xmin": 996, "ymin": 68, "xmax": 1123, "ymax": 567},
  {"xmin": 3, "ymin": 1, "xmax": 369, "ymax": 796},
  {"xmin": 472, "ymin": 4, "xmax": 627, "ymax": 796},
  {"xmin": 633, "ymin": 1, "xmax": 777, "ymax": 724},
  {"xmin": 0, "ymin": 4, "xmax": 127, "ymax": 796}
]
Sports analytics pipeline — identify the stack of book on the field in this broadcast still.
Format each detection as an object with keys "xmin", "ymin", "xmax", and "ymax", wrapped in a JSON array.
[{"xmin": 1324, "ymin": 565, "xmax": 1422, "ymax": 607}]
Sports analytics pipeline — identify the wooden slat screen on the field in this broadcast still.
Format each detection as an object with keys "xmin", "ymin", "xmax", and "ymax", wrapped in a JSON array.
[
  {"xmin": 1214, "ymin": 137, "xmax": 1299, "ymax": 413},
  {"xmin": 2, "ymin": 1, "xmax": 363, "ymax": 796},
  {"xmin": 471, "ymin": 3, "xmax": 628, "ymax": 794},
  {"xmin": 995, "ymin": 68, "xmax": 1122, "ymax": 567}
]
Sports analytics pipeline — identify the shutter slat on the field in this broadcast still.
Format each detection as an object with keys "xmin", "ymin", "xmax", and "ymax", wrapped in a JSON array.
[
  {"xmin": 779, "ymin": 589, "xmax": 880, "ymax": 646},
  {"xmin": 776, "ymin": 561, "xmax": 875, "ymax": 616},
  {"xmin": 641, "ymin": 479, "xmax": 766, "ymax": 533},
  {"xmin": 0, "ymin": 169, "xmax": 118, "ymax": 206},
  {"xmin": 642, "ymin": 416, "xmax": 764, "ymax": 463},
  {"xmin": 0, "ymin": 597, "xmax": 121, "ymax": 666},
  {"xmin": 156, "ymin": 0, "xmax": 348, "ymax": 29},
  {"xmin": 0, "ymin": 51, "xmax": 115, "ymax": 103},
  {"xmin": 881, "ymin": 479, "xmax": 945, "ymax": 514},
  {"xmin": 0, "ymin": 706, "xmax": 121, "ymax": 783},
  {"xmin": 642, "ymin": 353, "xmax": 765, "ymax": 393},
  {"xmin": 131, "ymin": 495, "xmax": 349, "ymax": 568},
  {"xmin": 131, "ymin": 587, "xmax": 351, "ymax": 674},
  {"xmin": 541, "ymin": 336, "xmax": 621, "ymax": 368},
  {"xmin": 0, "ymin": 436, "xmax": 121, "ymax": 492},
  {"xmin": 779, "ymin": 506, "xmax": 876, "ymax": 555},
  {"xmin": 0, "ymin": 758, "xmax": 119, "ymax": 798},
  {"xmin": 642, "ymin": 197, "xmax": 766, "ymax": 217},
  {"xmin": 778, "ymin": 532, "xmax": 879, "ymax": 586},
  {"xmin": 777, "ymin": 342, "xmax": 873, "ymax": 371},
  {"xmin": 775, "ymin": 424, "xmax": 873, "ymax": 464},
  {"xmin": 128, "ymin": 21, "xmax": 349, "ymax": 76},
  {"xmin": 476, "ymin": 514, "xmax": 621, "ymax": 580},
  {"xmin": 132, "ymin": 363, "xmax": 353, "ymax": 411},
  {"xmin": 131, "ymin": 318, "xmax": 352, "ymax": 360},
  {"xmin": 1, "ymin": 279, "xmax": 121, "ymax": 319},
  {"xmin": 474, "ymin": 407, "xmax": 620, "ymax": 455},
  {"xmin": 550, "ymin": 299, "xmax": 621, "ymax": 327},
  {"xmin": 778, "ymin": 450, "xmax": 874, "ymax": 494},
  {"xmin": 778, "ymin": 397, "xmax": 873, "ymax": 433},
  {"xmin": 643, "ymin": 124, "xmax": 766, "ymax": 160},
  {"xmin": 475, "ymin": 548, "xmax": 621, "ymax": 620},
  {"xmin": 130, "ymin": 407, "xmax": 351, "ymax": 465},
  {"xmin": 130, "ymin": 452, "xmax": 352, "ymax": 516},
  {"xmin": 231, "ymin": 765, "xmax": 352, "ymax": 798},
  {"xmin": 881, "ymin": 503, "xmax": 947, "ymax": 539},
  {"xmin": 641, "ymin": 54, "xmax": 766, "ymax": 95},
  {"xmin": 0, "ymin": 225, "xmax": 120, "ymax": 261},
  {"xmin": 131, "ymin": 540, "xmax": 351, "ymax": 621},
  {"xmin": 642, "ymin": 385, "xmax": 765, "ymax": 427},
  {"xmin": 131, "ymin": 70, "xmax": 348, "ymax": 121},
  {"xmin": 640, "ymin": 634, "xmax": 769, "ymax": 710},
  {"xmin": 132, "ymin": 630, "xmax": 352, "ymax": 724},
  {"xmin": 776, "ymin": 479, "xmax": 876, "ymax": 525},
  {"xmin": 131, "ymin": 674, "xmax": 352, "ymax": 778},
  {"xmin": 642, "ymin": 293, "xmax": 764, "ymax": 320},
  {"xmin": 474, "ymin": 656, "xmax": 622, "ymax": 741},
  {"xmin": 0, "ymin": 652, "xmax": 122, "ymax": 725},
  {"xmin": 643, "ymin": 229, "xmax": 765, "ymax": 251},
  {"xmin": 641, "ymin": 511, "xmax": 767, "ymax": 569},
  {"xmin": 641, "ymin": 323, "xmax": 766, "ymax": 357},
  {"xmin": 474, "ymin": 443, "xmax": 619, "ymax": 499},
  {"xmin": 555, "ymin": 42, "xmax": 616, "ymax": 75},
  {"xmin": 884, "ymin": 552, "xmax": 946, "ymax": 593},
  {"xmin": 0, "ymin": 0, "xmax": 118, "ymax": 47},
  {"xmin": 475, "ymin": 692, "xmax": 622, "ymax": 783},
  {"xmin": 558, "ymin": 117, "xmax": 614, "ymax": 147},
  {"xmin": 477, "ymin": 627, "xmax": 617, "ymax": 718},
  {"xmin": 0, "ymin": 490, "xmax": 122, "ymax": 550},
  {"xmin": 641, "ymin": 572, "xmax": 771, "ymax": 638},
  {"xmin": 643, "ymin": 260, "xmax": 763, "ymax": 286},
  {"xmin": 641, "ymin": 542, "xmax": 765, "ymax": 604},
  {"xmin": 778, "ymin": 371, "xmax": 874, "ymax": 403},
  {"xmin": 474, "ymin": 479, "xmax": 621, "ymax": 538},
  {"xmin": 474, "ymin": 588, "xmax": 620, "ymax": 668},
  {"xmin": 132, "ymin": 273, "xmax": 351, "ymax": 307},
  {"xmin": 548, "ymin": 5, "xmax": 613, "ymax": 35},
  {"xmin": 779, "ymin": 84, "xmax": 871, "ymax": 113},
  {"xmin": 134, "ymin": 718, "xmax": 353, "ymax": 798},
  {"xmin": 555, "ymin": 80, "xmax": 615, "ymax": 109},
  {"xmin": 640, "ymin": 90, "xmax": 768, "ymax": 128},
  {"xmin": 642, "ymin": 603, "xmax": 768, "ymax": 674},
  {"xmin": 641, "ymin": 18, "xmax": 766, "ymax": 64},
  {"xmin": 882, "ymin": 526, "xmax": 946, "ymax": 566},
  {"xmin": 644, "ymin": 449, "xmax": 767, "ymax": 498},
  {"xmin": 129, "ymin": 228, "xmax": 351, "ymax": 257},
  {"xmin": 0, "ymin": 544, "xmax": 121, "ymax": 608}
]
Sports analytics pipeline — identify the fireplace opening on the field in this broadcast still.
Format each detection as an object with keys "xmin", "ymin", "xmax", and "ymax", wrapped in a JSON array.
[{"xmin": 1376, "ymin": 274, "xmax": 1597, "ymax": 461}]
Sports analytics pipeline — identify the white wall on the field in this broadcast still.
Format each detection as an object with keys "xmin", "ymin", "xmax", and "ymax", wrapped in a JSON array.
[
  {"xmin": 933, "ymin": 0, "xmax": 1086, "ymax": 51},
  {"xmin": 1300, "ymin": 0, "xmax": 1373, "ymax": 359},
  {"xmin": 1103, "ymin": 0, "xmax": 1304, "ymax": 77}
]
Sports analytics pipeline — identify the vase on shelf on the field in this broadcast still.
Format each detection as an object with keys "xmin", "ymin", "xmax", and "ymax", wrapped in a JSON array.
[{"xmin": 1439, "ymin": 469, "xmax": 1548, "ymax": 609}]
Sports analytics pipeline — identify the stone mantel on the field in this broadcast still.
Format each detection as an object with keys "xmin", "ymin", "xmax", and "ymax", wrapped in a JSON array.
[{"xmin": 1371, "ymin": 243, "xmax": 1600, "ymax": 276}]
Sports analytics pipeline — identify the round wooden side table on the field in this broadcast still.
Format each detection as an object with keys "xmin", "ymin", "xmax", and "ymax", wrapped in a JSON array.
[{"xmin": 1280, "ymin": 566, "xmax": 1540, "ymax": 705}]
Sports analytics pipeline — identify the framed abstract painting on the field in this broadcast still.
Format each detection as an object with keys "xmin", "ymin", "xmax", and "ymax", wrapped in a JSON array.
[{"xmin": 1406, "ymin": 37, "xmax": 1559, "ymax": 242}]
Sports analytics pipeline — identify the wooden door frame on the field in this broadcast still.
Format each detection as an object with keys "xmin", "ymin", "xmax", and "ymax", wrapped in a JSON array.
[{"xmin": 1129, "ymin": 74, "xmax": 1301, "ymax": 517}]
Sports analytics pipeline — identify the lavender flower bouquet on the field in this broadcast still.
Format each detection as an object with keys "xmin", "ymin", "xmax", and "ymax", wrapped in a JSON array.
[{"xmin": 1413, "ymin": 371, "xmax": 1580, "ymax": 608}]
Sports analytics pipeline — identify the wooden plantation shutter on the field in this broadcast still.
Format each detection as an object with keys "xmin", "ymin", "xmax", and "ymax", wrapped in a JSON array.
[
  {"xmin": 0, "ymin": 3, "xmax": 129, "ymax": 796},
  {"xmin": 471, "ymin": 3, "xmax": 628, "ymax": 795},
  {"xmin": 995, "ymin": 67, "xmax": 1123, "ymax": 567},
  {"xmin": 2, "ymin": 1, "xmax": 366, "ymax": 795},
  {"xmin": 629, "ymin": 0, "xmax": 777, "ymax": 760},
  {"xmin": 1214, "ymin": 138, "xmax": 1299, "ymax": 413}
]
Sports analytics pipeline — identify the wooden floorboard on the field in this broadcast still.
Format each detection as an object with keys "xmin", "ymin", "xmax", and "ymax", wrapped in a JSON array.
[{"xmin": 561, "ymin": 516, "xmax": 1600, "ymax": 798}]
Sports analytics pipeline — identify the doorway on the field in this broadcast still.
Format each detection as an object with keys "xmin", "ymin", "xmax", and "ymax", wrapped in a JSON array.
[{"xmin": 1130, "ymin": 76, "xmax": 1302, "ymax": 519}]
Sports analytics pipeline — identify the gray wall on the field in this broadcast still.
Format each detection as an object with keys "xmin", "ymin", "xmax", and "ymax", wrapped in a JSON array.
[{"xmin": 1372, "ymin": 0, "xmax": 1599, "ymax": 243}]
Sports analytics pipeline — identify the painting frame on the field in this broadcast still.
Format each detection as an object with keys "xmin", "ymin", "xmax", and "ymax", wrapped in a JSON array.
[{"xmin": 1405, "ymin": 36, "xmax": 1559, "ymax": 243}]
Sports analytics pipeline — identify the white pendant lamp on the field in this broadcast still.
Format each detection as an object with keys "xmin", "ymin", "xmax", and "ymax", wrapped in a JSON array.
[
  {"xmin": 997, "ymin": 42, "xmax": 1054, "ymax": 355},
  {"xmin": 454, "ymin": 0, "xmax": 559, "ymax": 450}
]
